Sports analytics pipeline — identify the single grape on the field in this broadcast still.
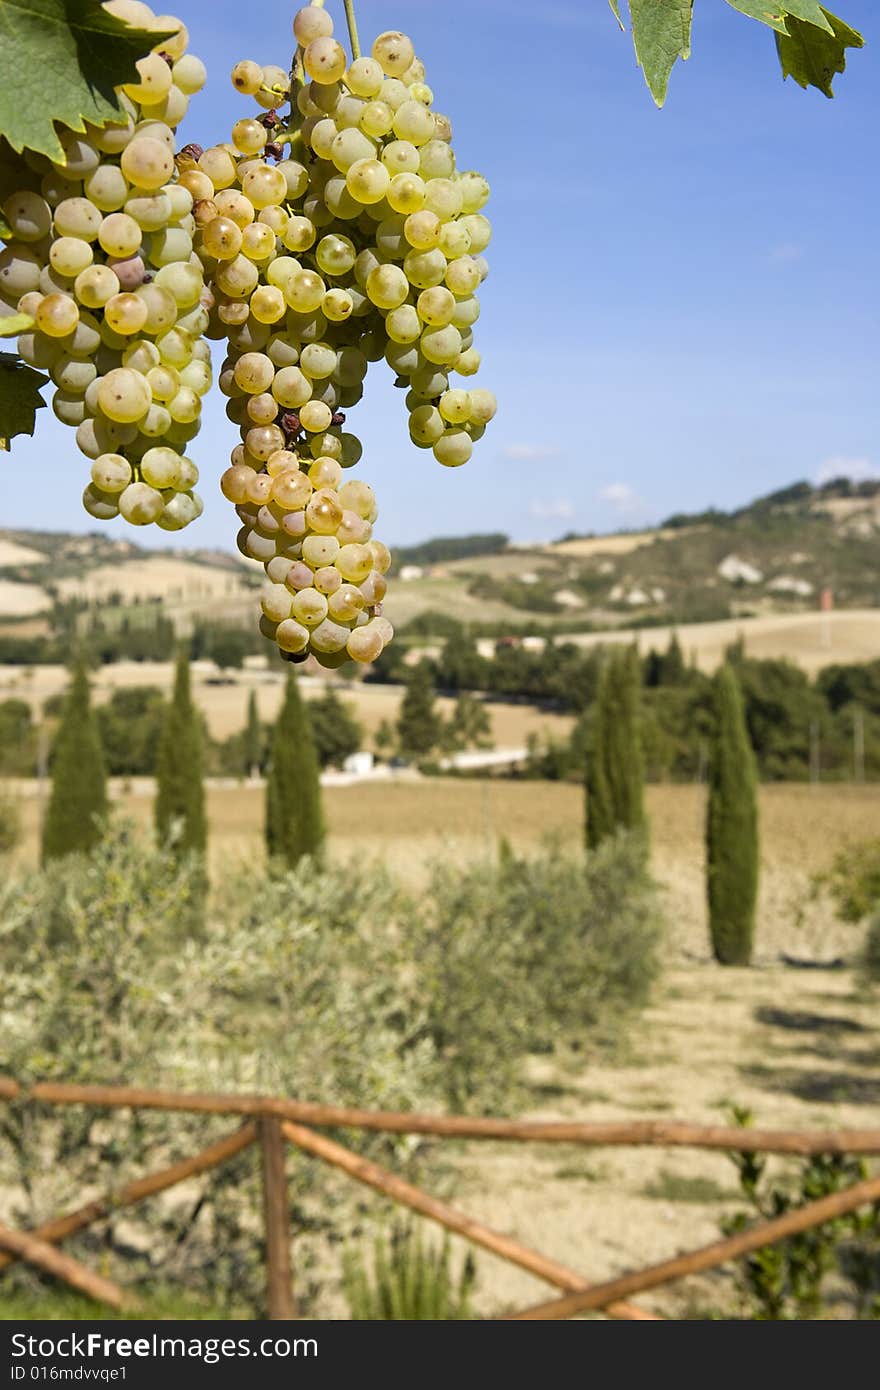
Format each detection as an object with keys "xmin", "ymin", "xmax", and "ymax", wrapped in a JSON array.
[{"xmin": 372, "ymin": 31, "xmax": 416, "ymax": 78}]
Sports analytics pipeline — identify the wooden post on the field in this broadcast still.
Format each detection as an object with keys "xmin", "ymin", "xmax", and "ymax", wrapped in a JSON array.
[{"xmin": 259, "ymin": 1117, "xmax": 295, "ymax": 1319}]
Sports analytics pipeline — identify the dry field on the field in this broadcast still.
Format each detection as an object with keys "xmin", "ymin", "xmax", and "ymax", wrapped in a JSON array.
[
  {"xmin": 564, "ymin": 609, "xmax": 880, "ymax": 676},
  {"xmin": 6, "ymin": 780, "xmax": 879, "ymax": 1318},
  {"xmin": 538, "ymin": 528, "xmax": 689, "ymax": 558},
  {"xmin": 0, "ymin": 661, "xmax": 573, "ymax": 747}
]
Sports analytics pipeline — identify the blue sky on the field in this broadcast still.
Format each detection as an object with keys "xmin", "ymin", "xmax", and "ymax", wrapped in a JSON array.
[{"xmin": 6, "ymin": 0, "xmax": 878, "ymax": 548}]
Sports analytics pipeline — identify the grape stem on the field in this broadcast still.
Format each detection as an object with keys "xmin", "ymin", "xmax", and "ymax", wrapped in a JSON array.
[{"xmin": 343, "ymin": 0, "xmax": 361, "ymax": 59}]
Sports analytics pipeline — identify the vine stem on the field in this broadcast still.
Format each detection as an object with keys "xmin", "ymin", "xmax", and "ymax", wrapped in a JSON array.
[{"xmin": 343, "ymin": 0, "xmax": 361, "ymax": 59}]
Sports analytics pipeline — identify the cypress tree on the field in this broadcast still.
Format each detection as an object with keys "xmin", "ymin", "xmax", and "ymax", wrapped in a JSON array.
[
  {"xmin": 585, "ymin": 648, "xmax": 646, "ymax": 849},
  {"xmin": 265, "ymin": 669, "xmax": 324, "ymax": 868},
  {"xmin": 155, "ymin": 647, "xmax": 206, "ymax": 853},
  {"xmin": 607, "ymin": 646, "xmax": 646, "ymax": 835},
  {"xmin": 244, "ymin": 689, "xmax": 262, "ymax": 779},
  {"xmin": 706, "ymin": 663, "xmax": 759, "ymax": 965},
  {"xmin": 585, "ymin": 662, "xmax": 615, "ymax": 849},
  {"xmin": 41, "ymin": 657, "xmax": 108, "ymax": 863},
  {"xmin": 396, "ymin": 662, "xmax": 441, "ymax": 758}
]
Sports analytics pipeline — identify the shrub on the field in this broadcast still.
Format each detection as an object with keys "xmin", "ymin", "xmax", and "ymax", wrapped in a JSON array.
[
  {"xmin": 0, "ymin": 797, "xmax": 21, "ymax": 855},
  {"xmin": 824, "ymin": 840, "xmax": 880, "ymax": 924},
  {"xmin": 0, "ymin": 829, "xmax": 438, "ymax": 1315},
  {"xmin": 343, "ymin": 1222, "xmax": 476, "ymax": 1319},
  {"xmin": 863, "ymin": 915, "xmax": 880, "ymax": 983},
  {"xmin": 409, "ymin": 836, "xmax": 663, "ymax": 1111}
]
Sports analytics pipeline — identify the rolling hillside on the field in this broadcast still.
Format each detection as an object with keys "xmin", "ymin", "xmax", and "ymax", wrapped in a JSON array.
[{"xmin": 1, "ymin": 478, "xmax": 878, "ymax": 673}]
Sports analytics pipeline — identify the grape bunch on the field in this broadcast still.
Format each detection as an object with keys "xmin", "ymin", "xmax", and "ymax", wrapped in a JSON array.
[
  {"xmin": 195, "ymin": 3, "xmax": 495, "ymax": 664},
  {"xmin": 2, "ymin": 0, "xmax": 210, "ymax": 532},
  {"xmin": 1, "ymin": 0, "xmax": 497, "ymax": 670}
]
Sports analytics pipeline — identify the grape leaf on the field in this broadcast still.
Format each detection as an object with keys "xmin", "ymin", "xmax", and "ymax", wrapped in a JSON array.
[
  {"xmin": 607, "ymin": 0, "xmax": 625, "ymax": 27},
  {"xmin": 776, "ymin": 7, "xmax": 864, "ymax": 95},
  {"xmin": 628, "ymin": 0, "xmax": 695, "ymax": 107},
  {"xmin": 0, "ymin": 313, "xmax": 34, "ymax": 336},
  {"xmin": 723, "ymin": 2, "xmax": 791, "ymax": 34},
  {"xmin": 0, "ymin": 351, "xmax": 48, "ymax": 449},
  {"xmin": 0, "ymin": 0, "xmax": 175, "ymax": 162}
]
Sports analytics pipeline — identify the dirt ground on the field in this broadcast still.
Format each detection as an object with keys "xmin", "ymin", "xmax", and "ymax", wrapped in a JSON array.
[{"xmin": 6, "ymin": 780, "xmax": 879, "ymax": 1318}]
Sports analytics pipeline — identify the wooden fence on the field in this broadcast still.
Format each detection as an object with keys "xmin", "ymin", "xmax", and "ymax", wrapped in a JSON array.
[{"xmin": 2, "ymin": 1077, "xmax": 879, "ymax": 1320}]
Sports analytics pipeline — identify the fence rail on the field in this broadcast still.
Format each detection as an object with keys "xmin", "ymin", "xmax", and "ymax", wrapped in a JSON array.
[
  {"xmin": 4, "ymin": 1078, "xmax": 880, "ymax": 1155},
  {"xmin": 2, "ymin": 1076, "xmax": 879, "ymax": 1321}
]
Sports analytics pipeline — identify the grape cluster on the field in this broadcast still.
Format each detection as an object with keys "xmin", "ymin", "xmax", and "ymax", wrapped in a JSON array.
[
  {"xmin": 2, "ymin": 1, "xmax": 497, "ymax": 670},
  {"xmin": 197, "ymin": 4, "xmax": 495, "ymax": 664},
  {"xmin": 2, "ymin": 0, "xmax": 209, "ymax": 532}
]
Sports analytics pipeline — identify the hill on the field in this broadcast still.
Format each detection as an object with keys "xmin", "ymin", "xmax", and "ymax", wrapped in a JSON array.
[{"xmin": 1, "ymin": 478, "xmax": 878, "ymax": 672}]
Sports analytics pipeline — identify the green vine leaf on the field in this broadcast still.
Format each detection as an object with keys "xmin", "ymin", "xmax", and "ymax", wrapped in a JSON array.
[
  {"xmin": 628, "ymin": 0, "xmax": 695, "ymax": 108},
  {"xmin": 613, "ymin": 1, "xmax": 863, "ymax": 104},
  {"xmin": 0, "ymin": 0, "xmax": 175, "ymax": 162},
  {"xmin": 776, "ymin": 7, "xmax": 865, "ymax": 96},
  {"xmin": 0, "ymin": 313, "xmax": 34, "ymax": 336},
  {"xmin": 0, "ymin": 351, "xmax": 48, "ymax": 449},
  {"xmin": 723, "ymin": 2, "xmax": 792, "ymax": 34}
]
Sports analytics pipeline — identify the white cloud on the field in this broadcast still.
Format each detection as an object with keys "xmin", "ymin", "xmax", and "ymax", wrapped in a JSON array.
[
  {"xmin": 529, "ymin": 498, "xmax": 574, "ymax": 520},
  {"xmin": 501, "ymin": 443, "xmax": 561, "ymax": 461},
  {"xmin": 769, "ymin": 242, "xmax": 804, "ymax": 264},
  {"xmin": 598, "ymin": 483, "xmax": 645, "ymax": 516},
  {"xmin": 814, "ymin": 456, "xmax": 879, "ymax": 485}
]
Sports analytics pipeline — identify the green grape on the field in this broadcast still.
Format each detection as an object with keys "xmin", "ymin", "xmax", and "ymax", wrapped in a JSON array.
[
  {"xmin": 121, "ymin": 137, "xmax": 175, "ymax": 191},
  {"xmin": 82, "ymin": 484, "xmax": 120, "ymax": 520},
  {"xmin": 433, "ymin": 430, "xmax": 472, "ymax": 467},
  {"xmin": 315, "ymin": 233, "xmax": 356, "ymax": 275},
  {"xmin": 90, "ymin": 453, "xmax": 133, "ymax": 493},
  {"xmin": 419, "ymin": 140, "xmax": 456, "ymax": 179},
  {"xmin": 49, "ymin": 237, "xmax": 94, "ymax": 277},
  {"xmin": 403, "ymin": 246, "xmax": 447, "ymax": 288},
  {"xmin": 409, "ymin": 403, "xmax": 445, "ymax": 444},
  {"xmin": 385, "ymin": 304, "xmax": 421, "ymax": 343},
  {"xmin": 372, "ymin": 31, "xmax": 416, "ymax": 78},
  {"xmin": 346, "ymin": 57, "xmax": 384, "ymax": 98},
  {"xmin": 104, "ymin": 292, "xmax": 149, "ymax": 335},
  {"xmin": 359, "ymin": 100, "xmax": 394, "ymax": 138},
  {"xmin": 304, "ymin": 37, "xmax": 348, "ymax": 85},
  {"xmin": 346, "ymin": 159, "xmax": 390, "ymax": 205},
  {"xmin": 366, "ymin": 263, "xmax": 408, "ymax": 309},
  {"xmin": 382, "ymin": 140, "xmax": 420, "ymax": 175},
  {"xmin": 3, "ymin": 191, "xmax": 52, "ymax": 242},
  {"xmin": 98, "ymin": 366, "xmax": 151, "ymax": 422},
  {"xmin": 141, "ymin": 446, "xmax": 183, "ymax": 488},
  {"xmin": 387, "ymin": 172, "xmax": 426, "ymax": 214},
  {"xmin": 392, "ymin": 100, "xmax": 435, "ymax": 146},
  {"xmin": 36, "ymin": 294, "xmax": 80, "ymax": 337},
  {"xmin": 420, "ymin": 323, "xmax": 461, "ymax": 364},
  {"xmin": 119, "ymin": 480, "xmax": 164, "ymax": 523}
]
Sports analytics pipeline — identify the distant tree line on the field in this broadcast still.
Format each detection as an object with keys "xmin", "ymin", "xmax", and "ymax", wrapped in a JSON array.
[
  {"xmin": 0, "ymin": 609, "xmax": 267, "ymax": 668},
  {"xmin": 389, "ymin": 533, "xmax": 509, "ymax": 571},
  {"xmin": 415, "ymin": 629, "xmax": 880, "ymax": 783}
]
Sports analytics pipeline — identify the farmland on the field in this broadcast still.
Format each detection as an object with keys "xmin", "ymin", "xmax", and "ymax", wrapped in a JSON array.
[{"xmin": 6, "ymin": 778, "xmax": 879, "ymax": 1317}]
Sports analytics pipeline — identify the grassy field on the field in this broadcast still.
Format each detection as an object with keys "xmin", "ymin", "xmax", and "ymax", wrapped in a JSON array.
[{"xmin": 5, "ymin": 780, "xmax": 879, "ymax": 1319}]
